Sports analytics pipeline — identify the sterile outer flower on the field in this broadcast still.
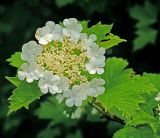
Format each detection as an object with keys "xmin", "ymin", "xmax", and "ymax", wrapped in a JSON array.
[
  {"xmin": 46, "ymin": 21, "xmax": 63, "ymax": 41},
  {"xmin": 63, "ymin": 18, "xmax": 83, "ymax": 43},
  {"xmin": 58, "ymin": 77, "xmax": 69, "ymax": 92},
  {"xmin": 80, "ymin": 33, "xmax": 97, "ymax": 48},
  {"xmin": 18, "ymin": 63, "xmax": 44, "ymax": 83},
  {"xmin": 71, "ymin": 107, "xmax": 83, "ymax": 119},
  {"xmin": 35, "ymin": 21, "xmax": 63, "ymax": 45},
  {"xmin": 38, "ymin": 71, "xmax": 62, "ymax": 94},
  {"xmin": 86, "ymin": 60, "xmax": 105, "ymax": 74},
  {"xmin": 86, "ymin": 43, "xmax": 106, "ymax": 74},
  {"xmin": 87, "ymin": 78, "xmax": 105, "ymax": 97},
  {"xmin": 86, "ymin": 43, "xmax": 105, "ymax": 59},
  {"xmin": 63, "ymin": 83, "xmax": 90, "ymax": 107},
  {"xmin": 21, "ymin": 41, "xmax": 42, "ymax": 63},
  {"xmin": 155, "ymin": 92, "xmax": 160, "ymax": 101}
]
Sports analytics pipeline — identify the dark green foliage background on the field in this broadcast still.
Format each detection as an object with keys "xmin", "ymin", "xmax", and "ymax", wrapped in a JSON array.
[{"xmin": 0, "ymin": 0, "xmax": 160, "ymax": 137}]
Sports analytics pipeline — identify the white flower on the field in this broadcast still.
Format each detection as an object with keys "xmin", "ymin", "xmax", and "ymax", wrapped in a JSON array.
[
  {"xmin": 86, "ymin": 57, "xmax": 105, "ymax": 74},
  {"xmin": 86, "ymin": 43, "xmax": 105, "ymax": 74},
  {"xmin": 71, "ymin": 107, "xmax": 83, "ymax": 119},
  {"xmin": 80, "ymin": 33, "xmax": 97, "ymax": 48},
  {"xmin": 18, "ymin": 63, "xmax": 44, "ymax": 83},
  {"xmin": 58, "ymin": 77, "xmax": 69, "ymax": 92},
  {"xmin": 63, "ymin": 18, "xmax": 82, "ymax": 43},
  {"xmin": 21, "ymin": 41, "xmax": 42, "ymax": 63},
  {"xmin": 35, "ymin": 21, "xmax": 63, "ymax": 45},
  {"xmin": 63, "ymin": 83, "xmax": 90, "ymax": 107},
  {"xmin": 87, "ymin": 78, "xmax": 105, "ymax": 97},
  {"xmin": 155, "ymin": 92, "xmax": 160, "ymax": 101},
  {"xmin": 46, "ymin": 21, "xmax": 63, "ymax": 41},
  {"xmin": 38, "ymin": 71, "xmax": 62, "ymax": 94},
  {"xmin": 86, "ymin": 43, "xmax": 105, "ymax": 58}
]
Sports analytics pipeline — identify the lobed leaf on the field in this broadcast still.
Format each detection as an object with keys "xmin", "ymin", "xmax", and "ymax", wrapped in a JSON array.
[
  {"xmin": 97, "ymin": 57, "xmax": 157, "ymax": 118},
  {"xmin": 129, "ymin": 1, "xmax": 158, "ymax": 51},
  {"xmin": 5, "ymin": 76, "xmax": 21, "ymax": 87},
  {"xmin": 98, "ymin": 33, "xmax": 126, "ymax": 49},
  {"xmin": 35, "ymin": 96, "xmax": 67, "ymax": 123},
  {"xmin": 83, "ymin": 22, "xmax": 113, "ymax": 42},
  {"xmin": 7, "ymin": 52, "xmax": 24, "ymax": 68},
  {"xmin": 8, "ymin": 81, "xmax": 42, "ymax": 115},
  {"xmin": 113, "ymin": 126, "xmax": 159, "ymax": 138}
]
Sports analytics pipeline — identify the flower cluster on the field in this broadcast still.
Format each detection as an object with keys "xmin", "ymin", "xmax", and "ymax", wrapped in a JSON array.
[{"xmin": 18, "ymin": 18, "xmax": 106, "ymax": 107}]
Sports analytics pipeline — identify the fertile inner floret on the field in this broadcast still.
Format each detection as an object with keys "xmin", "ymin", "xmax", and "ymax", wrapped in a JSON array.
[{"xmin": 36, "ymin": 38, "xmax": 88, "ymax": 85}]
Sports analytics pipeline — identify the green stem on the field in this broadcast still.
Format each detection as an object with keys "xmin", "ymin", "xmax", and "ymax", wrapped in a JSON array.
[{"xmin": 89, "ymin": 101, "xmax": 125, "ymax": 124}]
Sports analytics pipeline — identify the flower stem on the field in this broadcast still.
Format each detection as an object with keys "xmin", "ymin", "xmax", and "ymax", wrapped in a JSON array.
[{"xmin": 89, "ymin": 101, "xmax": 125, "ymax": 125}]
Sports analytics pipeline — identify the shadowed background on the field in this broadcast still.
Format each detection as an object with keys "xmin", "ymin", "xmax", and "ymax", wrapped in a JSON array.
[{"xmin": 0, "ymin": 0, "xmax": 160, "ymax": 137}]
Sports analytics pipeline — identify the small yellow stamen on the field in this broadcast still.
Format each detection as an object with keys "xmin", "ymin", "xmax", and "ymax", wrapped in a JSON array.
[{"xmin": 36, "ymin": 38, "xmax": 88, "ymax": 85}]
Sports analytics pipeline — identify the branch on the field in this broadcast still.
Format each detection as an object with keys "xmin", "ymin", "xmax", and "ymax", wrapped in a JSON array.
[{"xmin": 89, "ymin": 102, "xmax": 125, "ymax": 125}]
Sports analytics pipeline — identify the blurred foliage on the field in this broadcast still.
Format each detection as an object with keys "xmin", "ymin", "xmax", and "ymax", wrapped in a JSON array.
[
  {"xmin": 1, "ymin": 0, "xmax": 160, "ymax": 138},
  {"xmin": 129, "ymin": 1, "xmax": 158, "ymax": 51}
]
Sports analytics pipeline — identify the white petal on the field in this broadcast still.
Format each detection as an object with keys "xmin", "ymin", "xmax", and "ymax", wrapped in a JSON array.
[
  {"xmin": 46, "ymin": 21, "xmax": 55, "ymax": 31},
  {"xmin": 26, "ymin": 77, "xmax": 34, "ymax": 83},
  {"xmin": 63, "ymin": 89, "xmax": 72, "ymax": 98},
  {"xmin": 86, "ymin": 64, "xmax": 96, "ymax": 74},
  {"xmin": 18, "ymin": 71, "xmax": 26, "ymax": 80},
  {"xmin": 97, "ymin": 68, "xmax": 104, "ymax": 74},
  {"xmin": 63, "ymin": 28, "xmax": 70, "ymax": 37},
  {"xmin": 21, "ymin": 63, "xmax": 29, "ymax": 70},
  {"xmin": 74, "ymin": 24, "xmax": 82, "ymax": 32},
  {"xmin": 63, "ymin": 19, "xmax": 70, "ymax": 27},
  {"xmin": 65, "ymin": 98, "xmax": 74, "ymax": 107},
  {"xmin": 89, "ymin": 34, "xmax": 97, "ymax": 41},
  {"xmin": 40, "ymin": 85, "xmax": 48, "ymax": 94},
  {"xmin": 75, "ymin": 99, "xmax": 82, "ymax": 106},
  {"xmin": 49, "ymin": 85, "xmax": 59, "ymax": 94},
  {"xmin": 80, "ymin": 33, "xmax": 87, "ymax": 39},
  {"xmin": 98, "ymin": 47, "xmax": 105, "ymax": 55},
  {"xmin": 155, "ymin": 96, "xmax": 160, "ymax": 101},
  {"xmin": 59, "ymin": 77, "xmax": 69, "ymax": 91},
  {"xmin": 71, "ymin": 31, "xmax": 80, "ymax": 43}
]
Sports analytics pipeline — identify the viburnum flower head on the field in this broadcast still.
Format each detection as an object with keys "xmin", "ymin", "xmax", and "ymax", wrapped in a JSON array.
[{"xmin": 18, "ymin": 18, "xmax": 106, "ymax": 107}]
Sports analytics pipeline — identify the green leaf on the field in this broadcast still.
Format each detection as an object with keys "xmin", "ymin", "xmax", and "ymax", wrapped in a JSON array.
[
  {"xmin": 80, "ymin": 20, "xmax": 89, "ymax": 32},
  {"xmin": 35, "ymin": 96, "xmax": 67, "ymax": 123},
  {"xmin": 8, "ymin": 81, "xmax": 42, "ymax": 115},
  {"xmin": 5, "ymin": 76, "xmax": 21, "ymax": 87},
  {"xmin": 7, "ymin": 52, "xmax": 24, "ymax": 68},
  {"xmin": 55, "ymin": 0, "xmax": 74, "ymax": 7},
  {"xmin": 101, "ymin": 57, "xmax": 134, "ymax": 89},
  {"xmin": 113, "ymin": 126, "xmax": 159, "ymax": 138},
  {"xmin": 123, "ymin": 73, "xmax": 160, "ymax": 133},
  {"xmin": 143, "ymin": 73, "xmax": 160, "ymax": 91},
  {"xmin": 133, "ymin": 27, "xmax": 157, "ymax": 51},
  {"xmin": 125, "ymin": 73, "xmax": 160, "ymax": 133},
  {"xmin": 129, "ymin": 1, "xmax": 158, "ymax": 51},
  {"xmin": 126, "ymin": 109, "xmax": 160, "ymax": 133},
  {"xmin": 98, "ymin": 33, "xmax": 127, "ymax": 49},
  {"xmin": 97, "ymin": 57, "xmax": 156, "ymax": 118},
  {"xmin": 129, "ymin": 1, "xmax": 157, "ymax": 27},
  {"xmin": 84, "ymin": 22, "xmax": 113, "ymax": 42}
]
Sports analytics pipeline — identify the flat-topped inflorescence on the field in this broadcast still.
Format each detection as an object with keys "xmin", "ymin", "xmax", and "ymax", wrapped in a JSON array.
[{"xmin": 18, "ymin": 18, "xmax": 106, "ymax": 107}]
